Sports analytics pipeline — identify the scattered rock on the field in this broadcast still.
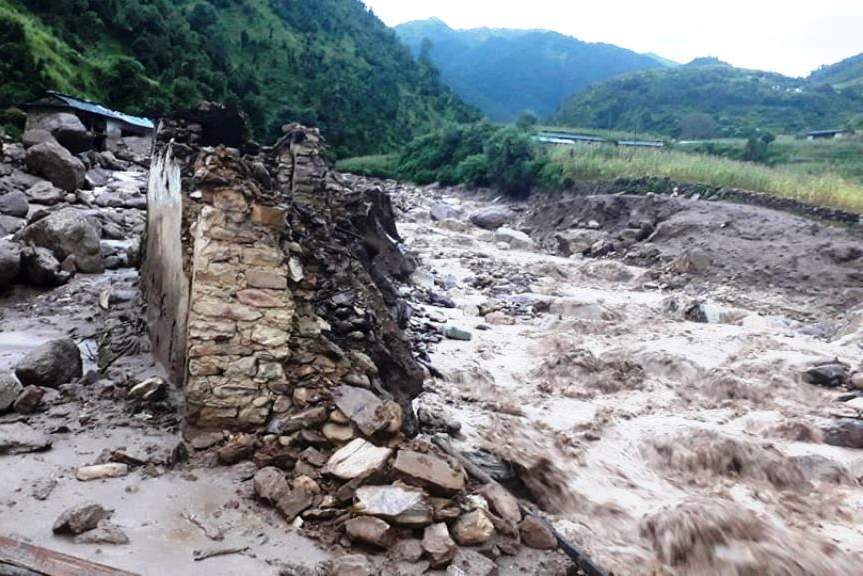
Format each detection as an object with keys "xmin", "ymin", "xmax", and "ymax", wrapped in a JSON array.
[
  {"xmin": 519, "ymin": 516, "xmax": 558, "ymax": 550},
  {"xmin": 0, "ymin": 374, "xmax": 23, "ymax": 412},
  {"xmin": 26, "ymin": 181, "xmax": 65, "ymax": 205},
  {"xmin": 452, "ymin": 510, "xmax": 496, "ymax": 546},
  {"xmin": 444, "ymin": 326, "xmax": 473, "ymax": 342},
  {"xmin": 324, "ymin": 438, "xmax": 393, "ymax": 480},
  {"xmin": 13, "ymin": 386, "xmax": 45, "ymax": 414},
  {"xmin": 0, "ymin": 240, "xmax": 21, "ymax": 289},
  {"xmin": 128, "ymin": 377, "xmax": 168, "ymax": 401},
  {"xmin": 469, "ymin": 207, "xmax": 514, "ymax": 231},
  {"xmin": 430, "ymin": 202, "xmax": 462, "ymax": 222},
  {"xmin": 0, "ymin": 190, "xmax": 29, "ymax": 218},
  {"xmin": 14, "ymin": 338, "xmax": 83, "ymax": 388},
  {"xmin": 354, "ymin": 484, "xmax": 428, "ymax": 519},
  {"xmin": 0, "ymin": 215, "xmax": 25, "ymax": 237},
  {"xmin": 448, "ymin": 549, "xmax": 498, "ymax": 576},
  {"xmin": 0, "ymin": 423, "xmax": 51, "ymax": 455},
  {"xmin": 76, "ymin": 463, "xmax": 130, "ymax": 482},
  {"xmin": 422, "ymin": 522, "xmax": 457, "ymax": 567},
  {"xmin": 330, "ymin": 554, "xmax": 372, "ymax": 576},
  {"xmin": 20, "ymin": 246, "xmax": 69, "ymax": 287},
  {"xmin": 25, "ymin": 141, "xmax": 86, "ymax": 193},
  {"xmin": 335, "ymin": 385, "xmax": 388, "ymax": 436},
  {"xmin": 345, "ymin": 516, "xmax": 395, "ymax": 548},
  {"xmin": 478, "ymin": 483, "xmax": 521, "ymax": 524},
  {"xmin": 393, "ymin": 450, "xmax": 466, "ymax": 492},
  {"xmin": 32, "ymin": 477, "xmax": 58, "ymax": 501},
  {"xmin": 217, "ymin": 434, "xmax": 257, "ymax": 465},
  {"xmin": 803, "ymin": 360, "xmax": 850, "ymax": 389},
  {"xmin": 53, "ymin": 503, "xmax": 109, "ymax": 535},
  {"xmin": 16, "ymin": 208, "xmax": 104, "ymax": 273},
  {"xmin": 73, "ymin": 521, "xmax": 130, "ymax": 545},
  {"xmin": 391, "ymin": 539, "xmax": 424, "ymax": 563},
  {"xmin": 254, "ymin": 467, "xmax": 290, "ymax": 503}
]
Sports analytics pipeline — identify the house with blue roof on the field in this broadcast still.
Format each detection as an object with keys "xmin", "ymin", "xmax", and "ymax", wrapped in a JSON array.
[{"xmin": 22, "ymin": 91, "xmax": 154, "ymax": 153}]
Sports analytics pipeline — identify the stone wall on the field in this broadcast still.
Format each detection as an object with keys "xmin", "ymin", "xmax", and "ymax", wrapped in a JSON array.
[{"xmin": 142, "ymin": 107, "xmax": 423, "ymax": 432}]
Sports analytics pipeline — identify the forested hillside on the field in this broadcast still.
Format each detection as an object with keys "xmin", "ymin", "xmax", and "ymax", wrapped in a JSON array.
[
  {"xmin": 553, "ymin": 59, "xmax": 863, "ymax": 138},
  {"xmin": 395, "ymin": 18, "xmax": 666, "ymax": 121},
  {"xmin": 810, "ymin": 52, "xmax": 863, "ymax": 91},
  {"xmin": 0, "ymin": 0, "xmax": 477, "ymax": 156}
]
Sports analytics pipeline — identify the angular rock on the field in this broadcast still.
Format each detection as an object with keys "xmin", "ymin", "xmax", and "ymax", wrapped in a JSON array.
[
  {"xmin": 31, "ymin": 478, "xmax": 58, "ymax": 501},
  {"xmin": 519, "ymin": 516, "xmax": 558, "ymax": 550},
  {"xmin": 345, "ymin": 516, "xmax": 395, "ymax": 548},
  {"xmin": 453, "ymin": 510, "xmax": 496, "ymax": 546},
  {"xmin": 217, "ymin": 434, "xmax": 257, "ymax": 465},
  {"xmin": 20, "ymin": 246, "xmax": 68, "ymax": 287},
  {"xmin": 554, "ymin": 230, "xmax": 601, "ymax": 257},
  {"xmin": 335, "ymin": 385, "xmax": 387, "ymax": 436},
  {"xmin": 16, "ymin": 208, "xmax": 104, "ymax": 273},
  {"xmin": 478, "ymin": 483, "xmax": 522, "ymax": 524},
  {"xmin": 323, "ymin": 422, "xmax": 356, "ymax": 443},
  {"xmin": 22, "ymin": 129, "xmax": 57, "ymax": 149},
  {"xmin": 254, "ymin": 467, "xmax": 290, "ymax": 503},
  {"xmin": 430, "ymin": 202, "xmax": 462, "ymax": 222},
  {"xmin": 354, "ymin": 484, "xmax": 427, "ymax": 518},
  {"xmin": 25, "ymin": 141, "xmax": 86, "ymax": 193},
  {"xmin": 26, "ymin": 181, "xmax": 65, "ymax": 206},
  {"xmin": 392, "ymin": 539, "xmax": 424, "ymax": 563},
  {"xmin": 53, "ymin": 503, "xmax": 109, "ymax": 535},
  {"xmin": 73, "ymin": 521, "xmax": 129, "ymax": 545},
  {"xmin": 803, "ymin": 361, "xmax": 850, "ymax": 389},
  {"xmin": 393, "ymin": 450, "xmax": 465, "ymax": 492},
  {"xmin": 0, "ymin": 190, "xmax": 29, "ymax": 218},
  {"xmin": 448, "ymin": 549, "xmax": 498, "ymax": 576},
  {"xmin": 469, "ymin": 207, "xmax": 514, "ymax": 231},
  {"xmin": 0, "ymin": 374, "xmax": 23, "ymax": 412},
  {"xmin": 76, "ymin": 463, "xmax": 129, "ymax": 482},
  {"xmin": 128, "ymin": 377, "xmax": 168, "ymax": 402},
  {"xmin": 0, "ymin": 240, "xmax": 21, "ymax": 289},
  {"xmin": 14, "ymin": 338, "xmax": 83, "ymax": 388},
  {"xmin": 0, "ymin": 423, "xmax": 51, "ymax": 455},
  {"xmin": 330, "ymin": 554, "xmax": 372, "ymax": 576},
  {"xmin": 13, "ymin": 385, "xmax": 45, "ymax": 414},
  {"xmin": 276, "ymin": 486, "xmax": 314, "ymax": 521},
  {"xmin": 423, "ymin": 522, "xmax": 457, "ymax": 568},
  {"xmin": 0, "ymin": 215, "xmax": 25, "ymax": 237},
  {"xmin": 324, "ymin": 438, "xmax": 392, "ymax": 480}
]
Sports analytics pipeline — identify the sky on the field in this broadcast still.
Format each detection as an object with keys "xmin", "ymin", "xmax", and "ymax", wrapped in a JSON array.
[{"xmin": 362, "ymin": 0, "xmax": 863, "ymax": 77}]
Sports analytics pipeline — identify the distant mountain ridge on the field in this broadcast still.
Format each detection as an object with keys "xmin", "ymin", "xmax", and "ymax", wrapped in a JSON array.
[
  {"xmin": 553, "ymin": 57, "xmax": 863, "ymax": 138},
  {"xmin": 395, "ymin": 18, "xmax": 670, "ymax": 121}
]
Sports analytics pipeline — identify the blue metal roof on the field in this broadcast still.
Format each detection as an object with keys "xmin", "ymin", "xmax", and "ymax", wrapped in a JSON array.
[{"xmin": 43, "ymin": 91, "xmax": 154, "ymax": 130}]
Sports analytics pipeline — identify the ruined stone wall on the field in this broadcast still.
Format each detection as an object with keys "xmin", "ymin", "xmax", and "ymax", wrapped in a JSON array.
[{"xmin": 143, "ymin": 108, "xmax": 423, "ymax": 432}]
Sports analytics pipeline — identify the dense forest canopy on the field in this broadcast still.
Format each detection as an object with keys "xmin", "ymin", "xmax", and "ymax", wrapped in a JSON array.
[
  {"xmin": 395, "ymin": 17, "xmax": 668, "ymax": 122},
  {"xmin": 0, "ymin": 0, "xmax": 478, "ymax": 157},
  {"xmin": 552, "ymin": 59, "xmax": 863, "ymax": 138}
]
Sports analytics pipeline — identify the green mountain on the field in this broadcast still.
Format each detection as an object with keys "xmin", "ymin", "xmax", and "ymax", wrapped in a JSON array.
[
  {"xmin": 552, "ymin": 58, "xmax": 863, "ymax": 138},
  {"xmin": 0, "ymin": 0, "xmax": 477, "ymax": 157},
  {"xmin": 810, "ymin": 53, "xmax": 863, "ymax": 91},
  {"xmin": 394, "ymin": 18, "xmax": 668, "ymax": 122}
]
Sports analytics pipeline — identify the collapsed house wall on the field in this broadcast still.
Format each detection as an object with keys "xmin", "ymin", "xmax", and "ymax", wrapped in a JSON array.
[{"xmin": 142, "ymin": 106, "xmax": 423, "ymax": 432}]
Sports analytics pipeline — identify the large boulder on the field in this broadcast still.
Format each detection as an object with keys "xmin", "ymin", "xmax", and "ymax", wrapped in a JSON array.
[
  {"xmin": 469, "ymin": 206, "xmax": 514, "ymax": 230},
  {"xmin": 34, "ymin": 112, "xmax": 94, "ymax": 154},
  {"xmin": 16, "ymin": 208, "xmax": 103, "ymax": 273},
  {"xmin": 0, "ymin": 190, "xmax": 29, "ymax": 218},
  {"xmin": 0, "ymin": 375, "xmax": 22, "ymax": 412},
  {"xmin": 22, "ymin": 129, "xmax": 57, "ymax": 149},
  {"xmin": 14, "ymin": 338, "xmax": 83, "ymax": 388},
  {"xmin": 0, "ymin": 240, "xmax": 21, "ymax": 289},
  {"xmin": 25, "ymin": 141, "xmax": 85, "ymax": 193}
]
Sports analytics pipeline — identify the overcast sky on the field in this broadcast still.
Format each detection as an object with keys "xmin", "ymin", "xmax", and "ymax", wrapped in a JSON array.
[{"xmin": 363, "ymin": 0, "xmax": 862, "ymax": 77}]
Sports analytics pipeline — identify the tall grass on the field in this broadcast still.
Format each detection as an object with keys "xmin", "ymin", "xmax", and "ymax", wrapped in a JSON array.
[
  {"xmin": 546, "ymin": 144, "xmax": 863, "ymax": 213},
  {"xmin": 335, "ymin": 154, "xmax": 400, "ymax": 179}
]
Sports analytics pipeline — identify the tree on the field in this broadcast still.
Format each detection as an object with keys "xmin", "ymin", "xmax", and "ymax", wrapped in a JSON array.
[
  {"xmin": 187, "ymin": 2, "xmax": 218, "ymax": 32},
  {"xmin": 516, "ymin": 111, "xmax": 539, "ymax": 130},
  {"xmin": 678, "ymin": 112, "xmax": 717, "ymax": 140},
  {"xmin": 484, "ymin": 127, "xmax": 538, "ymax": 198}
]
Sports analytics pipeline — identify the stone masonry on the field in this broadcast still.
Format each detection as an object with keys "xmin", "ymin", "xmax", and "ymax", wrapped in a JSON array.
[{"xmin": 143, "ymin": 105, "xmax": 423, "ymax": 431}]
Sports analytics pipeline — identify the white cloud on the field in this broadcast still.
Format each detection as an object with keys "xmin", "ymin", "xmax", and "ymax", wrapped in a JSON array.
[{"xmin": 363, "ymin": 0, "xmax": 863, "ymax": 77}]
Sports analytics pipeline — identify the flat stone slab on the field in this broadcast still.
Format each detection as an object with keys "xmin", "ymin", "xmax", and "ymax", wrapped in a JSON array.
[
  {"xmin": 355, "ymin": 484, "xmax": 427, "ymax": 517},
  {"xmin": 324, "ymin": 438, "xmax": 392, "ymax": 480},
  {"xmin": 393, "ymin": 450, "xmax": 465, "ymax": 492},
  {"xmin": 334, "ymin": 385, "xmax": 386, "ymax": 436},
  {"xmin": 0, "ymin": 423, "xmax": 52, "ymax": 455}
]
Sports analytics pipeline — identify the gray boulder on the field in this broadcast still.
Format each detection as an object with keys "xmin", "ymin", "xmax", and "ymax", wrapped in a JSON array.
[
  {"xmin": 14, "ymin": 338, "xmax": 83, "ymax": 388},
  {"xmin": 0, "ymin": 240, "xmax": 21, "ymax": 289},
  {"xmin": 17, "ymin": 208, "xmax": 103, "ymax": 273},
  {"xmin": 0, "ymin": 215, "xmax": 25, "ymax": 237},
  {"xmin": 20, "ymin": 246, "xmax": 69, "ymax": 287},
  {"xmin": 0, "ymin": 374, "xmax": 22, "ymax": 412},
  {"xmin": 0, "ymin": 190, "xmax": 29, "ymax": 218},
  {"xmin": 25, "ymin": 141, "xmax": 86, "ymax": 193},
  {"xmin": 26, "ymin": 181, "xmax": 65, "ymax": 206},
  {"xmin": 22, "ymin": 129, "xmax": 57, "ymax": 149},
  {"xmin": 469, "ymin": 206, "xmax": 514, "ymax": 230},
  {"xmin": 34, "ymin": 112, "xmax": 94, "ymax": 154}
]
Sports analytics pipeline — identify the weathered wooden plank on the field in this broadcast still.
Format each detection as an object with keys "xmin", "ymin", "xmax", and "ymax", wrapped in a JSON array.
[{"xmin": 0, "ymin": 537, "xmax": 139, "ymax": 576}]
